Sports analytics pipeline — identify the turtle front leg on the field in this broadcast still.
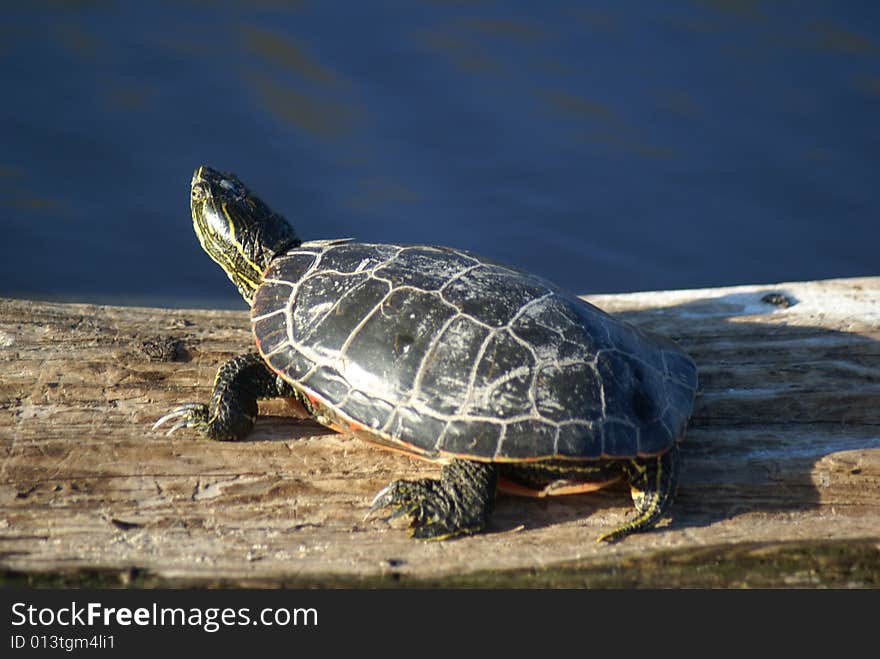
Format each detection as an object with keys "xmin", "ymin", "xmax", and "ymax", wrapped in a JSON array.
[
  {"xmin": 596, "ymin": 445, "xmax": 680, "ymax": 543},
  {"xmin": 367, "ymin": 459, "xmax": 498, "ymax": 540},
  {"xmin": 154, "ymin": 352, "xmax": 297, "ymax": 441}
]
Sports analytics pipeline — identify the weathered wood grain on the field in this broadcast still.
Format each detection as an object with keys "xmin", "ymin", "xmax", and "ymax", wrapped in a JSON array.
[{"xmin": 1, "ymin": 277, "xmax": 878, "ymax": 587}]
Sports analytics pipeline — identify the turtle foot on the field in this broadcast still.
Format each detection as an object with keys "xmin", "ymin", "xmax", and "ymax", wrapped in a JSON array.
[
  {"xmin": 366, "ymin": 479, "xmax": 476, "ymax": 540},
  {"xmin": 152, "ymin": 400, "xmax": 253, "ymax": 442},
  {"xmin": 595, "ymin": 446, "xmax": 680, "ymax": 543},
  {"xmin": 151, "ymin": 353, "xmax": 290, "ymax": 442},
  {"xmin": 153, "ymin": 403, "xmax": 211, "ymax": 436},
  {"xmin": 366, "ymin": 460, "xmax": 497, "ymax": 540}
]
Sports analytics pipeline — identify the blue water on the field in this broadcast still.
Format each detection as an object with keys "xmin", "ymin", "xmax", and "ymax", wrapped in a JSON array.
[{"xmin": 2, "ymin": 2, "xmax": 878, "ymax": 309}]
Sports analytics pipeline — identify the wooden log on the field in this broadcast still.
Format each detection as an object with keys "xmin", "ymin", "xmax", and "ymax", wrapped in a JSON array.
[{"xmin": 1, "ymin": 277, "xmax": 878, "ymax": 587}]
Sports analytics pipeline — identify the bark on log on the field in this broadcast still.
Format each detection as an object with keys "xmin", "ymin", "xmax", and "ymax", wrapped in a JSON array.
[{"xmin": 1, "ymin": 277, "xmax": 878, "ymax": 587}]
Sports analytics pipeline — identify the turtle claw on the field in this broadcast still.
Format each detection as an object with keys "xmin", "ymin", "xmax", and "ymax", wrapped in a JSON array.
[
  {"xmin": 152, "ymin": 403, "xmax": 209, "ymax": 436},
  {"xmin": 364, "ymin": 482, "xmax": 414, "ymax": 523},
  {"xmin": 164, "ymin": 418, "xmax": 192, "ymax": 436},
  {"xmin": 364, "ymin": 479, "xmax": 428, "ymax": 528},
  {"xmin": 364, "ymin": 477, "xmax": 478, "ymax": 540},
  {"xmin": 364, "ymin": 463, "xmax": 496, "ymax": 539},
  {"xmin": 364, "ymin": 484, "xmax": 395, "ymax": 520}
]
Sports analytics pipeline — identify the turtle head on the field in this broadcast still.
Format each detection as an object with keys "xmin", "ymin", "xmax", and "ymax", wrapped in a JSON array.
[{"xmin": 190, "ymin": 165, "xmax": 300, "ymax": 305}]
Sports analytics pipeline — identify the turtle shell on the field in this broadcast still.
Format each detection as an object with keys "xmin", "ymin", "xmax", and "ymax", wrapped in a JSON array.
[{"xmin": 251, "ymin": 240, "xmax": 697, "ymax": 462}]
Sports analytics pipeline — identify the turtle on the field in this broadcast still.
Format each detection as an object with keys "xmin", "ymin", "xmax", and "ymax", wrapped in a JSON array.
[{"xmin": 154, "ymin": 165, "xmax": 698, "ymax": 543}]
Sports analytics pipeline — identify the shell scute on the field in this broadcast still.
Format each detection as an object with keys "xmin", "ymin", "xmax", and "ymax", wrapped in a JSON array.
[
  {"xmin": 602, "ymin": 420, "xmax": 638, "ymax": 459},
  {"xmin": 342, "ymin": 288, "xmax": 457, "ymax": 402},
  {"xmin": 465, "ymin": 330, "xmax": 534, "ymax": 419},
  {"xmin": 438, "ymin": 419, "xmax": 502, "ymax": 456},
  {"xmin": 294, "ymin": 276, "xmax": 390, "ymax": 352},
  {"xmin": 415, "ymin": 316, "xmax": 489, "ymax": 415},
  {"xmin": 556, "ymin": 422, "xmax": 602, "ymax": 458},
  {"xmin": 500, "ymin": 419, "xmax": 558, "ymax": 459},
  {"xmin": 441, "ymin": 265, "xmax": 550, "ymax": 327},
  {"xmin": 534, "ymin": 361, "xmax": 603, "ymax": 423},
  {"xmin": 376, "ymin": 246, "xmax": 476, "ymax": 291},
  {"xmin": 317, "ymin": 242, "xmax": 400, "ymax": 274},
  {"xmin": 386, "ymin": 406, "xmax": 446, "ymax": 452}
]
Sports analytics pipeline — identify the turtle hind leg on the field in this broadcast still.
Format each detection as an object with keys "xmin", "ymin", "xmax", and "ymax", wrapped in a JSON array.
[
  {"xmin": 154, "ymin": 352, "xmax": 296, "ymax": 441},
  {"xmin": 367, "ymin": 460, "xmax": 498, "ymax": 540},
  {"xmin": 596, "ymin": 444, "xmax": 680, "ymax": 543}
]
